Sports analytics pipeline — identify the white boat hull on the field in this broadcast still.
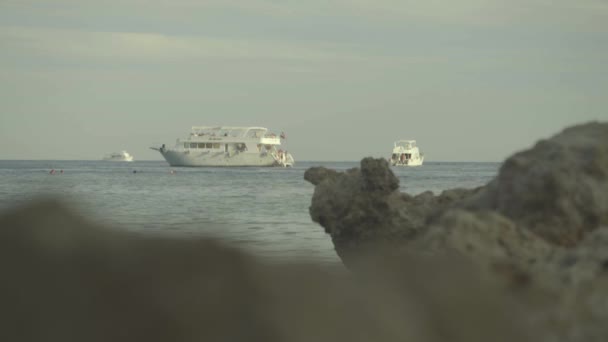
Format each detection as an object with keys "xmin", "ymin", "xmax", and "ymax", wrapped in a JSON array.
[
  {"xmin": 159, "ymin": 150, "xmax": 293, "ymax": 167},
  {"xmin": 103, "ymin": 157, "xmax": 134, "ymax": 162},
  {"xmin": 391, "ymin": 156, "xmax": 423, "ymax": 167}
]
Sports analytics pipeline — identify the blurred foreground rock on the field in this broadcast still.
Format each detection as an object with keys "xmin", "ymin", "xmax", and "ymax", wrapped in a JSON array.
[
  {"xmin": 0, "ymin": 199, "xmax": 533, "ymax": 342},
  {"xmin": 305, "ymin": 121, "xmax": 608, "ymax": 342}
]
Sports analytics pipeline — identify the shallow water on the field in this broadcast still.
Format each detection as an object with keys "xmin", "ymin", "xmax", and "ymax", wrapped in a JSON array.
[{"xmin": 0, "ymin": 160, "xmax": 499, "ymax": 264}]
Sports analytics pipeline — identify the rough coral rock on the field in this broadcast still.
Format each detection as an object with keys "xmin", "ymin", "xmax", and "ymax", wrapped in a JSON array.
[
  {"xmin": 487, "ymin": 122, "xmax": 608, "ymax": 245},
  {"xmin": 305, "ymin": 122, "xmax": 608, "ymax": 268},
  {"xmin": 304, "ymin": 157, "xmax": 483, "ymax": 268},
  {"xmin": 305, "ymin": 121, "xmax": 608, "ymax": 342}
]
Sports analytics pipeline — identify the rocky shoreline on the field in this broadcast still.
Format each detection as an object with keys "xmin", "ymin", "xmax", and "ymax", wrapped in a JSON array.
[{"xmin": 1, "ymin": 121, "xmax": 605, "ymax": 341}]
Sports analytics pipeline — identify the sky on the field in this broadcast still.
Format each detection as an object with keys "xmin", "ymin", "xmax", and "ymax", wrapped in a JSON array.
[{"xmin": 1, "ymin": 0, "xmax": 607, "ymax": 162}]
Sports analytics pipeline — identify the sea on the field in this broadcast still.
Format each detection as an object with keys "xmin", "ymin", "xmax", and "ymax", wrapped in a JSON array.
[{"xmin": 0, "ymin": 160, "xmax": 500, "ymax": 265}]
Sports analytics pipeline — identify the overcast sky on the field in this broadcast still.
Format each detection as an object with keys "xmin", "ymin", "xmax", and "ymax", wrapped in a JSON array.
[{"xmin": 1, "ymin": 0, "xmax": 607, "ymax": 161}]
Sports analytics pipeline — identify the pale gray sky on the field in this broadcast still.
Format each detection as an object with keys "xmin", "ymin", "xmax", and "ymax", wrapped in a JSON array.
[{"xmin": 1, "ymin": 0, "xmax": 607, "ymax": 161}]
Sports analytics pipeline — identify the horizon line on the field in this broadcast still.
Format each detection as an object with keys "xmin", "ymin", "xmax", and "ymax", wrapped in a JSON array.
[{"xmin": 0, "ymin": 158, "xmax": 503, "ymax": 163}]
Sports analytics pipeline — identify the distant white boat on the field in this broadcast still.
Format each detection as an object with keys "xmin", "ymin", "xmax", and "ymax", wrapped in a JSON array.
[
  {"xmin": 151, "ymin": 126, "xmax": 294, "ymax": 167},
  {"xmin": 390, "ymin": 140, "xmax": 424, "ymax": 166},
  {"xmin": 102, "ymin": 151, "xmax": 134, "ymax": 162}
]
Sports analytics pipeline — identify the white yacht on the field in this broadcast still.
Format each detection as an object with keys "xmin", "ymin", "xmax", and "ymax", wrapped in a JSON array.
[
  {"xmin": 102, "ymin": 151, "xmax": 134, "ymax": 162},
  {"xmin": 390, "ymin": 140, "xmax": 424, "ymax": 166},
  {"xmin": 151, "ymin": 126, "xmax": 294, "ymax": 167}
]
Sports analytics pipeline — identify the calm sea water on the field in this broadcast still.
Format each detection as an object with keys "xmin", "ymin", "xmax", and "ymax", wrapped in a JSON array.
[{"xmin": 0, "ymin": 160, "xmax": 499, "ymax": 264}]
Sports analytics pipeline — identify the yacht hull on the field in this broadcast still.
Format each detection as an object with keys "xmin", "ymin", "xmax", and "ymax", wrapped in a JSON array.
[
  {"xmin": 159, "ymin": 150, "xmax": 292, "ymax": 167},
  {"xmin": 391, "ymin": 157, "xmax": 424, "ymax": 167},
  {"xmin": 102, "ymin": 158, "xmax": 134, "ymax": 162}
]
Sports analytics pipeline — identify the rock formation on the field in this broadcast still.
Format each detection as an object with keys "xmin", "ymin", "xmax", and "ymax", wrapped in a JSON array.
[
  {"xmin": 0, "ymin": 199, "xmax": 532, "ymax": 342},
  {"xmin": 305, "ymin": 121, "xmax": 608, "ymax": 341}
]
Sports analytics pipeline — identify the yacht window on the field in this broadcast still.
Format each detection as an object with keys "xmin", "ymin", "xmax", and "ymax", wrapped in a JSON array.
[
  {"xmin": 213, "ymin": 143, "xmax": 220, "ymax": 149},
  {"xmin": 206, "ymin": 143, "xmax": 213, "ymax": 148},
  {"xmin": 190, "ymin": 143, "xmax": 197, "ymax": 148},
  {"xmin": 197, "ymin": 143, "xmax": 205, "ymax": 149},
  {"xmin": 183, "ymin": 143, "xmax": 189, "ymax": 149}
]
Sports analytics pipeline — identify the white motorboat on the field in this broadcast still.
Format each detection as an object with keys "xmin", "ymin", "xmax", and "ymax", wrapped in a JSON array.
[
  {"xmin": 102, "ymin": 151, "xmax": 134, "ymax": 162},
  {"xmin": 390, "ymin": 140, "xmax": 424, "ymax": 166},
  {"xmin": 151, "ymin": 126, "xmax": 294, "ymax": 167}
]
